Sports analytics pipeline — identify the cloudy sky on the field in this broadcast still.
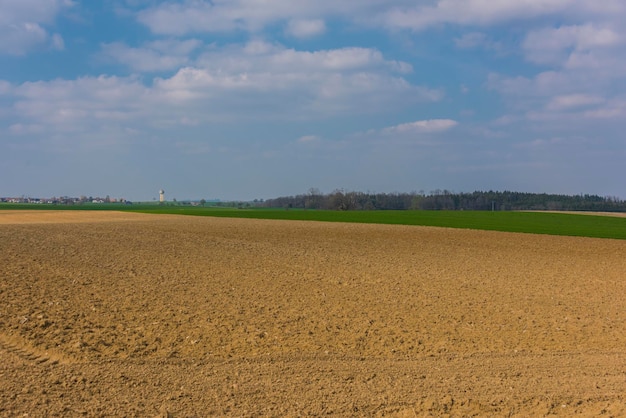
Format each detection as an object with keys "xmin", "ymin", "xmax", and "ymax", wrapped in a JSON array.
[{"xmin": 1, "ymin": 0, "xmax": 625, "ymax": 201}]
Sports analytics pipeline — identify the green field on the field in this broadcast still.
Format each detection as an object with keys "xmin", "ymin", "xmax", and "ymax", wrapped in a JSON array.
[{"xmin": 2, "ymin": 203, "xmax": 624, "ymax": 240}]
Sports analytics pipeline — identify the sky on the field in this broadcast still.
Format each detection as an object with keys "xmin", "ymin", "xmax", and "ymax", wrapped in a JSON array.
[{"xmin": 1, "ymin": 0, "xmax": 625, "ymax": 202}]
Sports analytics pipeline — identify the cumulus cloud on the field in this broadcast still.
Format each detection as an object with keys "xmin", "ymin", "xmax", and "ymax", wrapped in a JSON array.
[
  {"xmin": 454, "ymin": 32, "xmax": 503, "ymax": 52},
  {"xmin": 381, "ymin": 0, "xmax": 626, "ymax": 31},
  {"xmin": 0, "ymin": 0, "xmax": 73, "ymax": 55},
  {"xmin": 296, "ymin": 135, "xmax": 320, "ymax": 144},
  {"xmin": 382, "ymin": 119, "xmax": 458, "ymax": 135},
  {"xmin": 523, "ymin": 24, "xmax": 623, "ymax": 66},
  {"xmin": 488, "ymin": 69, "xmax": 626, "ymax": 124},
  {"xmin": 153, "ymin": 41, "xmax": 434, "ymax": 116},
  {"xmin": 0, "ymin": 0, "xmax": 73, "ymax": 25},
  {"xmin": 0, "ymin": 22, "xmax": 48, "ymax": 55},
  {"xmin": 175, "ymin": 140, "xmax": 211, "ymax": 155},
  {"xmin": 488, "ymin": 71, "xmax": 612, "ymax": 119},
  {"xmin": 583, "ymin": 99, "xmax": 626, "ymax": 119},
  {"xmin": 489, "ymin": 19, "xmax": 626, "ymax": 126},
  {"xmin": 0, "ymin": 80, "xmax": 12, "ymax": 94},
  {"xmin": 10, "ymin": 76, "xmax": 149, "ymax": 132},
  {"xmin": 382, "ymin": 0, "xmax": 568, "ymax": 30},
  {"xmin": 197, "ymin": 41, "xmax": 413, "ymax": 75},
  {"xmin": 454, "ymin": 32, "xmax": 488, "ymax": 49},
  {"xmin": 101, "ymin": 39, "xmax": 202, "ymax": 72},
  {"xmin": 285, "ymin": 19, "xmax": 326, "ymax": 38},
  {"xmin": 154, "ymin": 64, "xmax": 437, "ymax": 117},
  {"xmin": 546, "ymin": 94, "xmax": 605, "ymax": 111},
  {"xmin": 136, "ymin": 0, "xmax": 306, "ymax": 34},
  {"xmin": 50, "ymin": 33, "xmax": 65, "ymax": 50},
  {"xmin": 135, "ymin": 0, "xmax": 467, "ymax": 35},
  {"xmin": 3, "ymin": 42, "xmax": 441, "ymax": 145},
  {"xmin": 135, "ymin": 0, "xmax": 404, "ymax": 35},
  {"xmin": 134, "ymin": 0, "xmax": 626, "ymax": 36}
]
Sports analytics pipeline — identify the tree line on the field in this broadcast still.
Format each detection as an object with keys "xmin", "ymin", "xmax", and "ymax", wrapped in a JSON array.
[{"xmin": 261, "ymin": 189, "xmax": 626, "ymax": 212}]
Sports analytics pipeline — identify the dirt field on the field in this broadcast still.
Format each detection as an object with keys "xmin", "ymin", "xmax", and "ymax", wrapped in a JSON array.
[{"xmin": 1, "ymin": 211, "xmax": 625, "ymax": 417}]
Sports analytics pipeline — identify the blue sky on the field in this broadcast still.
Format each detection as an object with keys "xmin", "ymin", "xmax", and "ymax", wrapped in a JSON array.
[{"xmin": 1, "ymin": 0, "xmax": 625, "ymax": 201}]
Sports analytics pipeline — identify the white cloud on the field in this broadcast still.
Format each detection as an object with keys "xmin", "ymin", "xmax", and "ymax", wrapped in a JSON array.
[
  {"xmin": 197, "ymin": 41, "xmax": 413, "ymax": 75},
  {"xmin": 135, "ymin": 0, "xmax": 405, "ymax": 35},
  {"xmin": 272, "ymin": 47, "xmax": 408, "ymax": 72},
  {"xmin": 0, "ymin": 22, "xmax": 48, "ymax": 55},
  {"xmin": 154, "ymin": 64, "xmax": 437, "ymax": 117},
  {"xmin": 0, "ymin": 80, "xmax": 12, "ymax": 94},
  {"xmin": 101, "ymin": 39, "xmax": 202, "ymax": 72},
  {"xmin": 488, "ymin": 11, "xmax": 626, "ymax": 126},
  {"xmin": 157, "ymin": 42, "xmax": 434, "ymax": 116},
  {"xmin": 479, "ymin": 5, "xmax": 626, "ymax": 128},
  {"xmin": 134, "ymin": 0, "xmax": 626, "ymax": 36},
  {"xmin": 285, "ymin": 19, "xmax": 326, "ymax": 38},
  {"xmin": 523, "ymin": 24, "xmax": 623, "ymax": 66},
  {"xmin": 382, "ymin": 119, "xmax": 458, "ymax": 135},
  {"xmin": 9, "ymin": 76, "xmax": 150, "ymax": 135},
  {"xmin": 546, "ymin": 94, "xmax": 605, "ymax": 111},
  {"xmin": 296, "ymin": 135, "xmax": 320, "ymax": 144},
  {"xmin": 488, "ymin": 70, "xmax": 626, "ymax": 123},
  {"xmin": 381, "ymin": 0, "xmax": 626, "ymax": 31},
  {"xmin": 491, "ymin": 115, "xmax": 520, "ymax": 126},
  {"xmin": 382, "ymin": 0, "xmax": 570, "ymax": 30},
  {"xmin": 50, "ymin": 33, "xmax": 64, "ymax": 50},
  {"xmin": 454, "ymin": 32, "xmax": 503, "ymax": 53},
  {"xmin": 136, "ymin": 0, "xmax": 256, "ymax": 34},
  {"xmin": 175, "ymin": 140, "xmax": 211, "ymax": 155},
  {"xmin": 564, "ymin": 48, "xmax": 626, "ymax": 75},
  {"xmin": 583, "ymin": 99, "xmax": 626, "ymax": 119},
  {"xmin": 3, "ymin": 42, "xmax": 441, "ymax": 146},
  {"xmin": 0, "ymin": 0, "xmax": 73, "ymax": 55},
  {"xmin": 150, "ymin": 38, "xmax": 202, "ymax": 55},
  {"xmin": 489, "ymin": 70, "xmax": 626, "ymax": 138},
  {"xmin": 454, "ymin": 32, "xmax": 487, "ymax": 49},
  {"xmin": 0, "ymin": 0, "xmax": 73, "ymax": 25}
]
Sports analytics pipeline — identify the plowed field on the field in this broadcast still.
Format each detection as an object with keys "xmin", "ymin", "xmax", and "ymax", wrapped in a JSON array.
[{"xmin": 1, "ymin": 211, "xmax": 625, "ymax": 416}]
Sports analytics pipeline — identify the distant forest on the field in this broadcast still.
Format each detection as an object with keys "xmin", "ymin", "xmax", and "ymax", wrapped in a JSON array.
[{"xmin": 262, "ymin": 190, "xmax": 626, "ymax": 212}]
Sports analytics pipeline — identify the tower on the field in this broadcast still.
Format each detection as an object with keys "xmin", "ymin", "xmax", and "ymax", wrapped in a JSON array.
[{"xmin": 159, "ymin": 189, "xmax": 165, "ymax": 203}]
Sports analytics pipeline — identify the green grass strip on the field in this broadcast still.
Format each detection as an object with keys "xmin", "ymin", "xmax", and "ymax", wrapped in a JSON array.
[
  {"xmin": 2, "ymin": 204, "xmax": 625, "ymax": 240},
  {"xmin": 126, "ymin": 207, "xmax": 626, "ymax": 240}
]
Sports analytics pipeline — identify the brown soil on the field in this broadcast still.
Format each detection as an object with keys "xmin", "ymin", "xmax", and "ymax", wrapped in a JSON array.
[{"xmin": 1, "ymin": 211, "xmax": 625, "ymax": 417}]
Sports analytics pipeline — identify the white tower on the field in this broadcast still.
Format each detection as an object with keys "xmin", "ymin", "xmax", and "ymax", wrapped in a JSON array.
[{"xmin": 159, "ymin": 189, "xmax": 165, "ymax": 203}]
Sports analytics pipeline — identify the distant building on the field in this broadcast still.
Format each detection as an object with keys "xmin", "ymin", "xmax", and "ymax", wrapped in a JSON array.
[{"xmin": 159, "ymin": 189, "xmax": 165, "ymax": 203}]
